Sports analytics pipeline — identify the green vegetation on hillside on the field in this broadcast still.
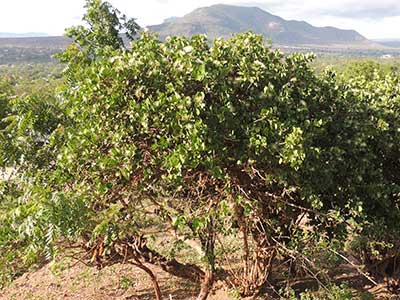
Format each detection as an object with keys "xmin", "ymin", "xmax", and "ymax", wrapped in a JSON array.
[{"xmin": 149, "ymin": 4, "xmax": 369, "ymax": 46}]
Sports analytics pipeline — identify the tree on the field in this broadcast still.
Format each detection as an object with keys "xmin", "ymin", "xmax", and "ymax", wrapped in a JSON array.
[
  {"xmin": 0, "ymin": 77, "xmax": 13, "ymax": 131},
  {"xmin": 0, "ymin": 73, "xmax": 66, "ymax": 288},
  {"xmin": 1, "ymin": 1, "xmax": 399, "ymax": 299},
  {"xmin": 341, "ymin": 59, "xmax": 397, "ymax": 81},
  {"xmin": 61, "ymin": 0, "xmax": 140, "ymax": 60},
  {"xmin": 29, "ymin": 30, "xmax": 400, "ymax": 297}
]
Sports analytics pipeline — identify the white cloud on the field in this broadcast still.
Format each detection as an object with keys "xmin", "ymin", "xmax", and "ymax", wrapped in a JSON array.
[
  {"xmin": 0, "ymin": 0, "xmax": 399, "ymax": 39},
  {"xmin": 290, "ymin": 0, "xmax": 400, "ymax": 19}
]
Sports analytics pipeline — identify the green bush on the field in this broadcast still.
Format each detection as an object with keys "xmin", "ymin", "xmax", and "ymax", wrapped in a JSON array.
[{"xmin": 1, "ymin": 1, "xmax": 399, "ymax": 298}]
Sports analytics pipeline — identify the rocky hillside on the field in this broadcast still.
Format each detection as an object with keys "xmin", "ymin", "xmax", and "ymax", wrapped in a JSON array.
[{"xmin": 149, "ymin": 4, "xmax": 376, "ymax": 47}]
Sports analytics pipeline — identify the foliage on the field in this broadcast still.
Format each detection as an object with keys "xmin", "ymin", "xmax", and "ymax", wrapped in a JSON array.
[
  {"xmin": 0, "ymin": 1, "xmax": 399, "ymax": 298},
  {"xmin": 0, "ymin": 76, "xmax": 13, "ymax": 130},
  {"xmin": 283, "ymin": 284, "xmax": 358, "ymax": 300},
  {"xmin": 13, "ymin": 30, "xmax": 398, "ymax": 296},
  {"xmin": 62, "ymin": 0, "xmax": 139, "ymax": 61},
  {"xmin": 312, "ymin": 56, "xmax": 400, "ymax": 77},
  {"xmin": 0, "ymin": 66, "xmax": 65, "ymax": 288},
  {"xmin": 341, "ymin": 59, "xmax": 398, "ymax": 81},
  {"xmin": 0, "ymin": 63, "xmax": 63, "ymax": 96}
]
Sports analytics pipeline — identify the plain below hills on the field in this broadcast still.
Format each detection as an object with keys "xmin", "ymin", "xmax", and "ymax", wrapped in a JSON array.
[{"xmin": 1, "ymin": 4, "xmax": 400, "ymax": 65}]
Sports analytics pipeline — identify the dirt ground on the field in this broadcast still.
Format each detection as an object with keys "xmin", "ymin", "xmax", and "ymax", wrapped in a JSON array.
[
  {"xmin": 1, "ymin": 258, "xmax": 398, "ymax": 300},
  {"xmin": 0, "ymin": 260, "xmax": 233, "ymax": 300}
]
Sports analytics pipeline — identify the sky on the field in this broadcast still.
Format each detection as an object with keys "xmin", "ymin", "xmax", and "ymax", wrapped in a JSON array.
[{"xmin": 1, "ymin": 0, "xmax": 400, "ymax": 39}]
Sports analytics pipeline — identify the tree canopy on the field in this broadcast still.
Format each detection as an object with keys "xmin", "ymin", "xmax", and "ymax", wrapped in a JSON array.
[{"xmin": 0, "ymin": 1, "xmax": 399, "ymax": 299}]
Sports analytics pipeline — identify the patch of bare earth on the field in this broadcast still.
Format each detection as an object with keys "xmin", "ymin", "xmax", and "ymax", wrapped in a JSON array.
[
  {"xmin": 1, "ymin": 258, "xmax": 398, "ymax": 300},
  {"xmin": 0, "ymin": 261, "xmax": 233, "ymax": 300}
]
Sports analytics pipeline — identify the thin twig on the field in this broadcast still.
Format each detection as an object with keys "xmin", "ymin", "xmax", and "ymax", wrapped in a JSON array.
[{"xmin": 328, "ymin": 248, "xmax": 378, "ymax": 286}]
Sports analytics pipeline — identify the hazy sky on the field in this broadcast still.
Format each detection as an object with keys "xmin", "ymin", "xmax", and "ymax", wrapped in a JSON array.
[{"xmin": 1, "ymin": 0, "xmax": 400, "ymax": 39}]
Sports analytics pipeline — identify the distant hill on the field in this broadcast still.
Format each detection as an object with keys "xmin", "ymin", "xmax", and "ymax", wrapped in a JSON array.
[
  {"xmin": 149, "ymin": 4, "xmax": 377, "ymax": 47},
  {"xmin": 0, "ymin": 32, "xmax": 49, "ymax": 38},
  {"xmin": 0, "ymin": 36, "xmax": 71, "ymax": 49},
  {"xmin": 373, "ymin": 39, "xmax": 400, "ymax": 48}
]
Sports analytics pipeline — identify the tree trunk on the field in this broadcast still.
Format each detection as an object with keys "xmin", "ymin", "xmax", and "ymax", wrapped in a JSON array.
[
  {"xmin": 197, "ymin": 269, "xmax": 214, "ymax": 300},
  {"xmin": 130, "ymin": 260, "xmax": 162, "ymax": 300},
  {"xmin": 197, "ymin": 221, "xmax": 216, "ymax": 300}
]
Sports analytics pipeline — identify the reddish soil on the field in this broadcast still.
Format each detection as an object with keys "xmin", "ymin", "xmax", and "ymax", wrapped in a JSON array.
[
  {"xmin": 0, "ymin": 260, "xmax": 233, "ymax": 300},
  {"xmin": 1, "ymin": 258, "xmax": 398, "ymax": 300}
]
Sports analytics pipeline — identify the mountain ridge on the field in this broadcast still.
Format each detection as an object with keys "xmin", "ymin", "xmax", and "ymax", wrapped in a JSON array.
[
  {"xmin": 149, "ymin": 4, "xmax": 378, "ymax": 47},
  {"xmin": 0, "ymin": 32, "xmax": 49, "ymax": 38}
]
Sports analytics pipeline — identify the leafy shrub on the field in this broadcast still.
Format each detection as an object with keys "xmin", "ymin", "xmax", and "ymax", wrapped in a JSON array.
[
  {"xmin": 1, "ymin": 1, "xmax": 399, "ymax": 299},
  {"xmin": 299, "ymin": 284, "xmax": 354, "ymax": 300}
]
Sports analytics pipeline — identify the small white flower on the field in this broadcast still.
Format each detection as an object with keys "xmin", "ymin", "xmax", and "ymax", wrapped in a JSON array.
[{"xmin": 183, "ymin": 46, "xmax": 193, "ymax": 53}]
